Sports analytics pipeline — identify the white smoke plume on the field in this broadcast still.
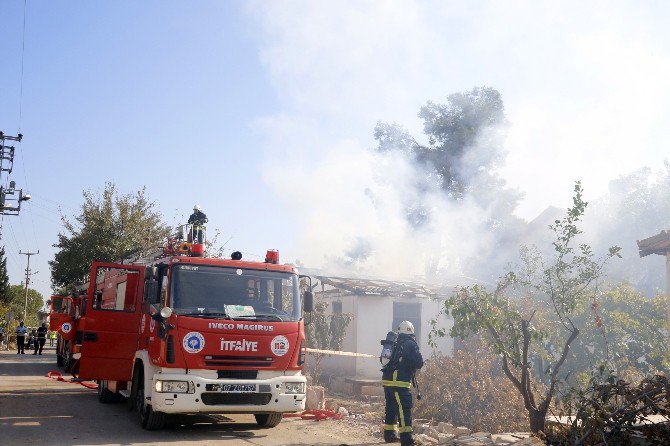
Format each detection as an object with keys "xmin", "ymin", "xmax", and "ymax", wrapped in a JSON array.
[{"xmin": 247, "ymin": 1, "xmax": 670, "ymax": 286}]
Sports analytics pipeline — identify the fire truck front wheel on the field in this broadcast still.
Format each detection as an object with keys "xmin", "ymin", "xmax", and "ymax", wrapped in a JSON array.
[
  {"xmin": 254, "ymin": 413, "xmax": 282, "ymax": 428},
  {"xmin": 132, "ymin": 366, "xmax": 165, "ymax": 430}
]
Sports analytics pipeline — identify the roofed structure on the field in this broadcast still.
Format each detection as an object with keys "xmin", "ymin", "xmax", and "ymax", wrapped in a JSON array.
[
  {"xmin": 637, "ymin": 230, "xmax": 670, "ymax": 257},
  {"xmin": 313, "ymin": 275, "xmax": 451, "ymax": 299}
]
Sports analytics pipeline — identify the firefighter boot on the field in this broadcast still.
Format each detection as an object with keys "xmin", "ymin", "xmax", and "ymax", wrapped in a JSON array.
[{"xmin": 384, "ymin": 431, "xmax": 400, "ymax": 443}]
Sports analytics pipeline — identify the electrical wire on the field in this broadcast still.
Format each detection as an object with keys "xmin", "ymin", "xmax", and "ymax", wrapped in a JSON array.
[
  {"xmin": 6, "ymin": 220, "xmax": 21, "ymax": 257},
  {"xmin": 31, "ymin": 193, "xmax": 79, "ymax": 213},
  {"xmin": 18, "ymin": 0, "xmax": 27, "ymax": 132},
  {"xmin": 0, "ymin": 215, "xmax": 20, "ymax": 266},
  {"xmin": 22, "ymin": 204, "xmax": 61, "ymax": 225},
  {"xmin": 17, "ymin": 212, "xmax": 31, "ymax": 252}
]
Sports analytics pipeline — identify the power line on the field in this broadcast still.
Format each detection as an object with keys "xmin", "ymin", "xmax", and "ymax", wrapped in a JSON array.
[
  {"xmin": 30, "ymin": 193, "xmax": 78, "ymax": 212},
  {"xmin": 6, "ymin": 220, "xmax": 21, "ymax": 255},
  {"xmin": 18, "ymin": 0, "xmax": 27, "ymax": 132}
]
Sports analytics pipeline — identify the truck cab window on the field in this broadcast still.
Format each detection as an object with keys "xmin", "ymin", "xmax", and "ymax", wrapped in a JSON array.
[
  {"xmin": 169, "ymin": 265, "xmax": 301, "ymax": 321},
  {"xmin": 93, "ymin": 267, "xmax": 140, "ymax": 312}
]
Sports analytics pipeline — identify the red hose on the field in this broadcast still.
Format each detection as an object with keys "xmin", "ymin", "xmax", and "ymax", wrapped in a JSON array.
[
  {"xmin": 46, "ymin": 368, "xmax": 98, "ymax": 390},
  {"xmin": 283, "ymin": 409, "xmax": 343, "ymax": 421}
]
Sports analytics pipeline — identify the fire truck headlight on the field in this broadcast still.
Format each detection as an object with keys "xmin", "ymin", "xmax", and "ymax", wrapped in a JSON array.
[
  {"xmin": 154, "ymin": 380, "xmax": 191, "ymax": 393},
  {"xmin": 283, "ymin": 382, "xmax": 305, "ymax": 394}
]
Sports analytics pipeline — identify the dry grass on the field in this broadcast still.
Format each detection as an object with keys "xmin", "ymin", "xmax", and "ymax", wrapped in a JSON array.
[{"xmin": 414, "ymin": 348, "xmax": 529, "ymax": 433}]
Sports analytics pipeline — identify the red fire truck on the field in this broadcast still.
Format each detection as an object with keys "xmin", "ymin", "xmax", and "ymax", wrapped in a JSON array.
[
  {"xmin": 49, "ymin": 292, "xmax": 85, "ymax": 370},
  {"xmin": 53, "ymin": 234, "xmax": 313, "ymax": 430}
]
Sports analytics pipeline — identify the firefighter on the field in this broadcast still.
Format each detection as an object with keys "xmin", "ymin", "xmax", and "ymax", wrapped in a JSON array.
[
  {"xmin": 188, "ymin": 204, "xmax": 208, "ymax": 244},
  {"xmin": 381, "ymin": 321, "xmax": 424, "ymax": 445}
]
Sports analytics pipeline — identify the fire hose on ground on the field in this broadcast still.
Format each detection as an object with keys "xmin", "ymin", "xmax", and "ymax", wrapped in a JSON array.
[{"xmin": 47, "ymin": 358, "xmax": 99, "ymax": 390}]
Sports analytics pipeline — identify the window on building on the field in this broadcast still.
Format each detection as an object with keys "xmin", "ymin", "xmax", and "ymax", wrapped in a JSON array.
[
  {"xmin": 392, "ymin": 301, "xmax": 421, "ymax": 345},
  {"xmin": 332, "ymin": 301, "xmax": 342, "ymax": 314}
]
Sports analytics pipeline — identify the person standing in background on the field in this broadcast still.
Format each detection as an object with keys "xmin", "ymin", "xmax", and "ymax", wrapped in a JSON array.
[
  {"xmin": 34, "ymin": 323, "xmax": 48, "ymax": 355},
  {"xmin": 15, "ymin": 321, "xmax": 27, "ymax": 354}
]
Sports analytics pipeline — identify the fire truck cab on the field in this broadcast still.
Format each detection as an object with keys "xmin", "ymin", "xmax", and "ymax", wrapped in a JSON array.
[
  {"xmin": 74, "ymin": 249, "xmax": 313, "ymax": 430},
  {"xmin": 49, "ymin": 293, "xmax": 84, "ymax": 370}
]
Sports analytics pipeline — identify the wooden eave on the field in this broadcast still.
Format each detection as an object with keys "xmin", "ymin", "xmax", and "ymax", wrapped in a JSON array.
[{"xmin": 637, "ymin": 230, "xmax": 670, "ymax": 257}]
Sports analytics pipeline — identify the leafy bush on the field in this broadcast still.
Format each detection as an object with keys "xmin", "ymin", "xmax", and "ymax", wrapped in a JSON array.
[
  {"xmin": 304, "ymin": 298, "xmax": 352, "ymax": 385},
  {"xmin": 415, "ymin": 347, "xmax": 528, "ymax": 433}
]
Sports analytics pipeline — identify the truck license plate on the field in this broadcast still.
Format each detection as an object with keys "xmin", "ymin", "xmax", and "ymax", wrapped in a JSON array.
[{"xmin": 220, "ymin": 384, "xmax": 256, "ymax": 393}]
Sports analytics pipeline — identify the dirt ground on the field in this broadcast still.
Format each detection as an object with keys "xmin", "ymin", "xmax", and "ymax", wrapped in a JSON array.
[{"xmin": 0, "ymin": 347, "xmax": 383, "ymax": 446}]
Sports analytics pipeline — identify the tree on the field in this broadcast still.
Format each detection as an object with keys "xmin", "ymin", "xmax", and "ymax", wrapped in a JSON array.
[
  {"xmin": 304, "ymin": 297, "xmax": 352, "ymax": 385},
  {"xmin": 584, "ymin": 162, "xmax": 670, "ymax": 295},
  {"xmin": 0, "ymin": 247, "xmax": 10, "ymax": 305},
  {"xmin": 373, "ymin": 87, "xmax": 523, "ymax": 281},
  {"xmin": 49, "ymin": 183, "xmax": 170, "ymax": 289},
  {"xmin": 568, "ymin": 284, "xmax": 669, "ymax": 381},
  {"xmin": 3, "ymin": 284, "xmax": 44, "ymax": 326},
  {"xmin": 430, "ymin": 182, "xmax": 621, "ymax": 434},
  {"xmin": 374, "ymin": 86, "xmax": 518, "ymax": 204}
]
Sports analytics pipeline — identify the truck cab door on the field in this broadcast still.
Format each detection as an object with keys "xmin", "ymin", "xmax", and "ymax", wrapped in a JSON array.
[{"xmin": 78, "ymin": 262, "xmax": 144, "ymax": 382}]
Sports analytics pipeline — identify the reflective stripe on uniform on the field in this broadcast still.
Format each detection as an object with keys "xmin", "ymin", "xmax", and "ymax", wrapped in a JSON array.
[
  {"xmin": 383, "ymin": 424, "xmax": 398, "ymax": 431},
  {"xmin": 381, "ymin": 379, "xmax": 411, "ymax": 388},
  {"xmin": 394, "ymin": 391, "xmax": 405, "ymax": 428},
  {"xmin": 399, "ymin": 426, "xmax": 413, "ymax": 433}
]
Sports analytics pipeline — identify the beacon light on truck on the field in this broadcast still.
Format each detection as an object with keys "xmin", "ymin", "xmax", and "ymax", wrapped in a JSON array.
[
  {"xmin": 265, "ymin": 249, "xmax": 279, "ymax": 264},
  {"xmin": 154, "ymin": 380, "xmax": 195, "ymax": 393}
]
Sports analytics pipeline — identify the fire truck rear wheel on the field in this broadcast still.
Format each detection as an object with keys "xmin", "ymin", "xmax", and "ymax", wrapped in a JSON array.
[
  {"xmin": 56, "ymin": 339, "xmax": 64, "ymax": 367},
  {"xmin": 254, "ymin": 413, "xmax": 282, "ymax": 428},
  {"xmin": 97, "ymin": 380, "xmax": 117, "ymax": 404}
]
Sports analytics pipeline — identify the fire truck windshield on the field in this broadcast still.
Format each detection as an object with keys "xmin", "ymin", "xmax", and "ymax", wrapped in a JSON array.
[{"xmin": 169, "ymin": 264, "xmax": 301, "ymax": 322}]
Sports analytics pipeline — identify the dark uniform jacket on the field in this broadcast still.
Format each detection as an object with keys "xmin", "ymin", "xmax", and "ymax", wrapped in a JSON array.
[
  {"xmin": 37, "ymin": 326, "xmax": 48, "ymax": 340},
  {"xmin": 382, "ymin": 333, "xmax": 424, "ymax": 387},
  {"xmin": 188, "ymin": 210, "xmax": 208, "ymax": 225}
]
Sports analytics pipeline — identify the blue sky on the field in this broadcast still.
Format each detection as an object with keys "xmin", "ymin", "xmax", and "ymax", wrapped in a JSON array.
[
  {"xmin": 0, "ymin": 1, "xmax": 288, "ymax": 300},
  {"xmin": 2, "ymin": 1, "xmax": 670, "ymax": 300}
]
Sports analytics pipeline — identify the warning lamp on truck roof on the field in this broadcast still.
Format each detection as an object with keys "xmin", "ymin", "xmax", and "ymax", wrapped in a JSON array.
[{"xmin": 265, "ymin": 249, "xmax": 279, "ymax": 264}]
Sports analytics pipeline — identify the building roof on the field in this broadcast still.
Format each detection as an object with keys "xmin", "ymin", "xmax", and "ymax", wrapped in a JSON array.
[
  {"xmin": 637, "ymin": 230, "xmax": 670, "ymax": 257},
  {"xmin": 313, "ymin": 275, "xmax": 451, "ymax": 299}
]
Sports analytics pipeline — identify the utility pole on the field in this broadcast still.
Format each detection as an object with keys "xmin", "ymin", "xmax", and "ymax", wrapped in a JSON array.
[
  {"xmin": 0, "ymin": 132, "xmax": 30, "ymax": 219},
  {"xmin": 19, "ymin": 250, "xmax": 38, "ymax": 321}
]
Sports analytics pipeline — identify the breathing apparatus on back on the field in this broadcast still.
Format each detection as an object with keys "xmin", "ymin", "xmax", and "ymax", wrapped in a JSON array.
[{"xmin": 379, "ymin": 330, "xmax": 398, "ymax": 368}]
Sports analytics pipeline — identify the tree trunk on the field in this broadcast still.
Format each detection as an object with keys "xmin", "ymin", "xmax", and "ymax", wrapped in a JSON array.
[{"xmin": 529, "ymin": 408, "xmax": 547, "ymax": 434}]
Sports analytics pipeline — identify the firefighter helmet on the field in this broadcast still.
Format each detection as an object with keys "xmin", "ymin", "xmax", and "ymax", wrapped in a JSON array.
[
  {"xmin": 193, "ymin": 204, "xmax": 201, "ymax": 211},
  {"xmin": 397, "ymin": 320, "xmax": 414, "ymax": 334}
]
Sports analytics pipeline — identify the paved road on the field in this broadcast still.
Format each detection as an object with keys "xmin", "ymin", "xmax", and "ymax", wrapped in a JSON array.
[{"xmin": 0, "ymin": 347, "xmax": 378, "ymax": 446}]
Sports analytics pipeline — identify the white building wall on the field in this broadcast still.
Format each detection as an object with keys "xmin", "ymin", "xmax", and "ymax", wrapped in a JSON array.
[
  {"xmin": 420, "ymin": 298, "xmax": 453, "ymax": 357},
  {"xmin": 353, "ymin": 296, "xmax": 454, "ymax": 379},
  {"xmin": 307, "ymin": 292, "xmax": 455, "ymax": 380},
  {"xmin": 354, "ymin": 296, "xmax": 395, "ymax": 378}
]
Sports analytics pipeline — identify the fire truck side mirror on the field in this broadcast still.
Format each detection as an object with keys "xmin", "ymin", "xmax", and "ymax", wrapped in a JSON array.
[
  {"xmin": 144, "ymin": 280, "xmax": 160, "ymax": 304},
  {"xmin": 145, "ymin": 266, "xmax": 157, "ymax": 280},
  {"xmin": 303, "ymin": 291, "xmax": 314, "ymax": 313}
]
